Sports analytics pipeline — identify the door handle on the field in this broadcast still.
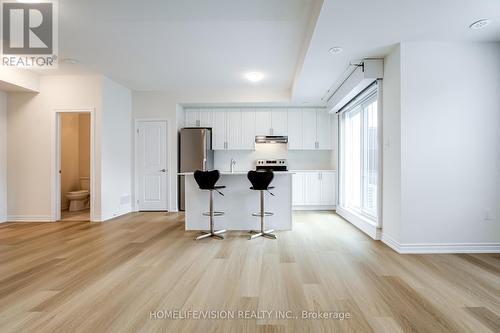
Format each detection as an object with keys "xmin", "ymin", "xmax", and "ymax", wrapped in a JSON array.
[{"xmin": 159, "ymin": 169, "xmax": 166, "ymax": 173}]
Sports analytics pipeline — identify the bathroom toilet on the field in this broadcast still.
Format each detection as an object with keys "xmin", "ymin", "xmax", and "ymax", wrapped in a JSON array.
[{"xmin": 67, "ymin": 177, "xmax": 90, "ymax": 212}]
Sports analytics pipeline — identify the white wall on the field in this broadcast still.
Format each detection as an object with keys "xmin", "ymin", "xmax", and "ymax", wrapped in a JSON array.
[
  {"xmin": 382, "ymin": 42, "xmax": 500, "ymax": 251},
  {"xmin": 6, "ymin": 74, "xmax": 131, "ymax": 222},
  {"xmin": 7, "ymin": 75, "xmax": 102, "ymax": 221},
  {"xmin": 0, "ymin": 67, "xmax": 39, "ymax": 92},
  {"xmin": 381, "ymin": 45, "xmax": 402, "ymax": 243},
  {"xmin": 100, "ymin": 77, "xmax": 132, "ymax": 220},
  {"xmin": 131, "ymin": 91, "xmax": 179, "ymax": 211},
  {"xmin": 400, "ymin": 42, "xmax": 500, "ymax": 246},
  {"xmin": 0, "ymin": 92, "xmax": 7, "ymax": 222}
]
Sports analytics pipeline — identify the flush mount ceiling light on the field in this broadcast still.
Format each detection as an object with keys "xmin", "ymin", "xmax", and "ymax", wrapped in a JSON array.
[
  {"xmin": 245, "ymin": 72, "xmax": 265, "ymax": 83},
  {"xmin": 469, "ymin": 19, "xmax": 492, "ymax": 30},
  {"xmin": 329, "ymin": 46, "xmax": 343, "ymax": 54},
  {"xmin": 61, "ymin": 58, "xmax": 79, "ymax": 65}
]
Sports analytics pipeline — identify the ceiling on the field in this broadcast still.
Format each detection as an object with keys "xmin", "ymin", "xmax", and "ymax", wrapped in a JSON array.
[
  {"xmin": 51, "ymin": 0, "xmax": 320, "ymax": 99},
  {"xmin": 40, "ymin": 0, "xmax": 500, "ymax": 103},
  {"xmin": 293, "ymin": 0, "xmax": 500, "ymax": 104}
]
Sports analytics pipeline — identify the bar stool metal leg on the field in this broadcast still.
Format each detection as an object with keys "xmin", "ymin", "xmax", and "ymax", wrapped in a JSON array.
[
  {"xmin": 249, "ymin": 190, "xmax": 276, "ymax": 240},
  {"xmin": 196, "ymin": 190, "xmax": 227, "ymax": 240}
]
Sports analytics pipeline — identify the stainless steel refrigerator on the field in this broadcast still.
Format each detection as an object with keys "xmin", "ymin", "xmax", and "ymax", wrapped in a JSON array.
[{"xmin": 178, "ymin": 128, "xmax": 214, "ymax": 211}]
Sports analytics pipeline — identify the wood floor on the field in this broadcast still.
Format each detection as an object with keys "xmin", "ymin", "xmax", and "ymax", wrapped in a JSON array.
[
  {"xmin": 0, "ymin": 212, "xmax": 499, "ymax": 333},
  {"xmin": 60, "ymin": 209, "xmax": 90, "ymax": 222}
]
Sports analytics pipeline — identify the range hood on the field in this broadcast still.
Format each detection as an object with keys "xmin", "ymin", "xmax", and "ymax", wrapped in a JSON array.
[{"xmin": 255, "ymin": 135, "xmax": 288, "ymax": 144}]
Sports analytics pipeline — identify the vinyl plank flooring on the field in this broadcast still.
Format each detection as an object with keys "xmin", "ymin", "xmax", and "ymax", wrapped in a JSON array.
[{"xmin": 0, "ymin": 211, "xmax": 499, "ymax": 332}]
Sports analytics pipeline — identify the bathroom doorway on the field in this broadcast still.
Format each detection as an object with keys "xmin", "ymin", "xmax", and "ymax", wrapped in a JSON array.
[
  {"xmin": 59, "ymin": 113, "xmax": 91, "ymax": 221},
  {"xmin": 52, "ymin": 109, "xmax": 95, "ymax": 222}
]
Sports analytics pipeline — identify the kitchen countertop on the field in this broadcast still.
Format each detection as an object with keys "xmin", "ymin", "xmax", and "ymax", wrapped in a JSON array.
[
  {"xmin": 290, "ymin": 169, "xmax": 337, "ymax": 172},
  {"xmin": 178, "ymin": 171, "xmax": 294, "ymax": 176}
]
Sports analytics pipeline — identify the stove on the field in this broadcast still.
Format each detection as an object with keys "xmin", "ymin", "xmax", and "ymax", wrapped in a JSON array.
[{"xmin": 256, "ymin": 159, "xmax": 288, "ymax": 172}]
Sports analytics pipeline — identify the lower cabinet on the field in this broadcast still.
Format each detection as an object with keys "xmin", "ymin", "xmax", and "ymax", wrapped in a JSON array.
[{"xmin": 292, "ymin": 171, "xmax": 336, "ymax": 209}]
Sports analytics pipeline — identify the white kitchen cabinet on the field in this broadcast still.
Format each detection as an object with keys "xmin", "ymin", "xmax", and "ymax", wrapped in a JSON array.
[
  {"xmin": 185, "ymin": 109, "xmax": 199, "ymax": 127},
  {"xmin": 212, "ymin": 110, "xmax": 227, "ymax": 150},
  {"xmin": 255, "ymin": 109, "xmax": 272, "ymax": 135},
  {"xmin": 302, "ymin": 110, "xmax": 317, "ymax": 150},
  {"xmin": 292, "ymin": 171, "xmax": 336, "ymax": 209},
  {"xmin": 185, "ymin": 109, "xmax": 212, "ymax": 127},
  {"xmin": 241, "ymin": 110, "xmax": 256, "ymax": 149},
  {"xmin": 316, "ymin": 109, "xmax": 332, "ymax": 149},
  {"xmin": 185, "ymin": 107, "xmax": 332, "ymax": 152},
  {"xmin": 271, "ymin": 110, "xmax": 288, "ymax": 135},
  {"xmin": 287, "ymin": 108, "xmax": 302, "ymax": 150},
  {"xmin": 199, "ymin": 111, "xmax": 213, "ymax": 127},
  {"xmin": 320, "ymin": 171, "xmax": 336, "ymax": 205},
  {"xmin": 304, "ymin": 172, "xmax": 321, "ymax": 205},
  {"xmin": 227, "ymin": 110, "xmax": 243, "ymax": 150},
  {"xmin": 292, "ymin": 172, "xmax": 305, "ymax": 205}
]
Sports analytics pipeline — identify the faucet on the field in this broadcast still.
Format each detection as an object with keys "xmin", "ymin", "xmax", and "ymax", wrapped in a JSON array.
[{"xmin": 230, "ymin": 158, "xmax": 236, "ymax": 173}]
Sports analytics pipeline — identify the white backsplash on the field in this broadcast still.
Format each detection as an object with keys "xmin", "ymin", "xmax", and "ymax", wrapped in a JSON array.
[{"xmin": 214, "ymin": 146, "xmax": 335, "ymax": 172}]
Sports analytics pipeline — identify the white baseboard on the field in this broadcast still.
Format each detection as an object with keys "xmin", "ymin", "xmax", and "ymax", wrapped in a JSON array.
[
  {"xmin": 0, "ymin": 215, "xmax": 6, "ymax": 223},
  {"xmin": 381, "ymin": 234, "xmax": 500, "ymax": 254},
  {"xmin": 336, "ymin": 207, "xmax": 381, "ymax": 240},
  {"xmin": 293, "ymin": 205, "xmax": 336, "ymax": 211},
  {"xmin": 6, "ymin": 215, "xmax": 54, "ymax": 222}
]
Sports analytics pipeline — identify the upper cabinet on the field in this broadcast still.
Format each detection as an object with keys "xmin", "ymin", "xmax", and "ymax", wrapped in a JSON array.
[
  {"xmin": 316, "ymin": 109, "xmax": 332, "ymax": 150},
  {"xmin": 293, "ymin": 108, "xmax": 332, "ymax": 150},
  {"xmin": 185, "ymin": 109, "xmax": 212, "ymax": 127},
  {"xmin": 241, "ymin": 110, "xmax": 256, "ymax": 149},
  {"xmin": 184, "ymin": 107, "xmax": 333, "ymax": 151},
  {"xmin": 255, "ymin": 109, "xmax": 272, "ymax": 135},
  {"xmin": 287, "ymin": 108, "xmax": 302, "ymax": 150},
  {"xmin": 211, "ymin": 110, "xmax": 227, "ymax": 150},
  {"xmin": 271, "ymin": 110, "xmax": 288, "ymax": 135},
  {"xmin": 302, "ymin": 110, "xmax": 317, "ymax": 150}
]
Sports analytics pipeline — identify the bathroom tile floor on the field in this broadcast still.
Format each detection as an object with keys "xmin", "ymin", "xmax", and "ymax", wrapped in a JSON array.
[{"xmin": 60, "ymin": 209, "xmax": 90, "ymax": 222}]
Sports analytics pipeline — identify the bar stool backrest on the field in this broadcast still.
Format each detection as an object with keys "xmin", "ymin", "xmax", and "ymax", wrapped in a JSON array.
[
  {"xmin": 194, "ymin": 170, "xmax": 220, "ymax": 190},
  {"xmin": 247, "ymin": 170, "xmax": 274, "ymax": 190}
]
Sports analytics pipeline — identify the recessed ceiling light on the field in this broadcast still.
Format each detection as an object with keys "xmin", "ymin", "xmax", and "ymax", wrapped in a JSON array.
[
  {"xmin": 329, "ymin": 47, "xmax": 343, "ymax": 54},
  {"xmin": 469, "ymin": 19, "xmax": 492, "ymax": 30},
  {"xmin": 61, "ymin": 58, "xmax": 79, "ymax": 65},
  {"xmin": 245, "ymin": 72, "xmax": 265, "ymax": 83}
]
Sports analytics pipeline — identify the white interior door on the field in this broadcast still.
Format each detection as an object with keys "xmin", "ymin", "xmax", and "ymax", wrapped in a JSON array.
[{"xmin": 137, "ymin": 121, "xmax": 168, "ymax": 211}]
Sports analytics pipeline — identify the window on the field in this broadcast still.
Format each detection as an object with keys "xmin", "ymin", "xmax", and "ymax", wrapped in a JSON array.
[{"xmin": 339, "ymin": 85, "xmax": 379, "ymax": 223}]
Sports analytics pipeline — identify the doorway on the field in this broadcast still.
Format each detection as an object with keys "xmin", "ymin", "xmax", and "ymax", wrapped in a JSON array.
[
  {"xmin": 135, "ymin": 120, "xmax": 169, "ymax": 211},
  {"xmin": 52, "ymin": 109, "xmax": 95, "ymax": 222}
]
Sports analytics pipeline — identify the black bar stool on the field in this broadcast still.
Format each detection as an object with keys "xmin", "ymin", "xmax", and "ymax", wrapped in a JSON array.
[
  {"xmin": 193, "ymin": 170, "xmax": 226, "ymax": 240},
  {"xmin": 247, "ymin": 170, "xmax": 277, "ymax": 240}
]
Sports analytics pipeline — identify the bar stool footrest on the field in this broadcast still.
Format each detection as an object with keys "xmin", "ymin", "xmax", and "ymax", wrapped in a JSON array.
[
  {"xmin": 202, "ymin": 211, "xmax": 225, "ymax": 217},
  {"xmin": 251, "ymin": 212, "xmax": 273, "ymax": 217}
]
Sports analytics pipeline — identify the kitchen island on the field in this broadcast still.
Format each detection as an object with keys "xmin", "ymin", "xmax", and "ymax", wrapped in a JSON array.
[{"xmin": 179, "ymin": 171, "xmax": 293, "ymax": 231}]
